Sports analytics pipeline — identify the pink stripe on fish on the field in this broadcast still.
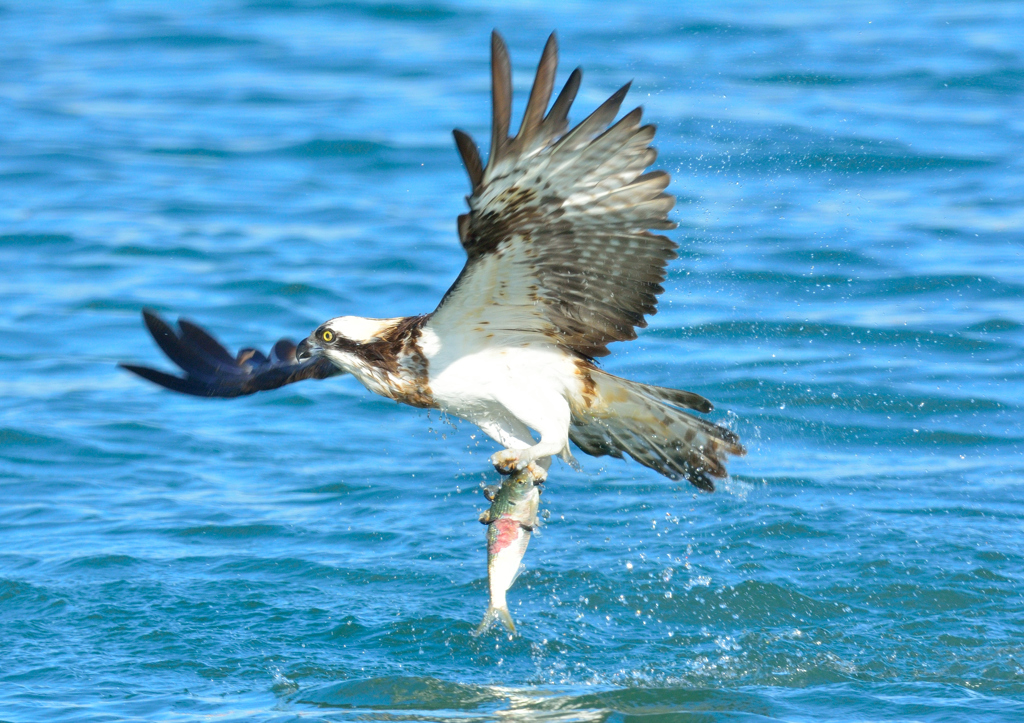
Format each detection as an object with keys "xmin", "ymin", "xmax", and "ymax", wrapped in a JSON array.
[{"xmin": 489, "ymin": 518, "xmax": 520, "ymax": 554}]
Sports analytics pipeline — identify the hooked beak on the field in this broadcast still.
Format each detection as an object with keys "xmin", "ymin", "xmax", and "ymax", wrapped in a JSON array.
[{"xmin": 295, "ymin": 337, "xmax": 318, "ymax": 362}]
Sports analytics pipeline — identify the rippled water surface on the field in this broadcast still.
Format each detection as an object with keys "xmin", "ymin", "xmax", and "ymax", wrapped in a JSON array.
[{"xmin": 2, "ymin": 1, "xmax": 1023, "ymax": 721}]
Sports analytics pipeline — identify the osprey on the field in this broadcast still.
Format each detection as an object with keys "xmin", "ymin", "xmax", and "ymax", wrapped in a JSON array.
[{"xmin": 121, "ymin": 32, "xmax": 745, "ymax": 490}]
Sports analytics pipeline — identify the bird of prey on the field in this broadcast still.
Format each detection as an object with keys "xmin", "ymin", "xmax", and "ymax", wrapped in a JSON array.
[{"xmin": 121, "ymin": 32, "xmax": 745, "ymax": 490}]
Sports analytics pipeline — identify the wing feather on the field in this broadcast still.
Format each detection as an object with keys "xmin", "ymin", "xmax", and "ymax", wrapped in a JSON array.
[
  {"xmin": 540, "ymin": 67, "xmax": 581, "ymax": 143},
  {"xmin": 120, "ymin": 309, "xmax": 339, "ymax": 398},
  {"xmin": 177, "ymin": 318, "xmax": 237, "ymax": 365},
  {"xmin": 551, "ymin": 82, "xmax": 630, "ymax": 157},
  {"xmin": 453, "ymin": 129, "xmax": 483, "ymax": 189},
  {"xmin": 434, "ymin": 32, "xmax": 676, "ymax": 358},
  {"xmin": 515, "ymin": 32, "xmax": 557, "ymax": 151},
  {"xmin": 487, "ymin": 30, "xmax": 512, "ymax": 179}
]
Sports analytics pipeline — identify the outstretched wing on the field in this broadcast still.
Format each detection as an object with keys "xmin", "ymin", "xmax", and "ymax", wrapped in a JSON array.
[
  {"xmin": 430, "ymin": 31, "xmax": 677, "ymax": 358},
  {"xmin": 120, "ymin": 309, "xmax": 339, "ymax": 398}
]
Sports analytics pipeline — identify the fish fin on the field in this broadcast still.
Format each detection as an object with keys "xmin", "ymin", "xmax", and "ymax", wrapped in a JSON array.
[
  {"xmin": 509, "ymin": 562, "xmax": 526, "ymax": 588},
  {"xmin": 497, "ymin": 606, "xmax": 516, "ymax": 633},
  {"xmin": 472, "ymin": 605, "xmax": 516, "ymax": 636}
]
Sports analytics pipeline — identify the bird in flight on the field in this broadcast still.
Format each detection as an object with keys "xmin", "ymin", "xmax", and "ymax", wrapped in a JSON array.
[{"xmin": 121, "ymin": 32, "xmax": 745, "ymax": 490}]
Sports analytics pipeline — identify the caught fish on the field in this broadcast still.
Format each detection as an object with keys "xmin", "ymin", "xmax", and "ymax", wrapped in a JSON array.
[{"xmin": 473, "ymin": 465, "xmax": 542, "ymax": 635}]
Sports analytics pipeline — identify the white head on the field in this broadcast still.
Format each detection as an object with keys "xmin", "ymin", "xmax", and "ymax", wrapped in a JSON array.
[
  {"xmin": 322, "ymin": 316, "xmax": 398, "ymax": 344},
  {"xmin": 294, "ymin": 315, "xmax": 403, "ymax": 371}
]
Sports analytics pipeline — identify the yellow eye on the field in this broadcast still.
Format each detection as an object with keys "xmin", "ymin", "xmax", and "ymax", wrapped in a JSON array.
[{"xmin": 321, "ymin": 329, "xmax": 334, "ymax": 343}]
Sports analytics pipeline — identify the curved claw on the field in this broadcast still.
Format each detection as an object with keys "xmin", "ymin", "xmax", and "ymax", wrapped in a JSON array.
[
  {"xmin": 490, "ymin": 449, "xmax": 522, "ymax": 475},
  {"xmin": 489, "ymin": 450, "xmax": 550, "ymax": 482},
  {"xmin": 523, "ymin": 462, "xmax": 547, "ymax": 483}
]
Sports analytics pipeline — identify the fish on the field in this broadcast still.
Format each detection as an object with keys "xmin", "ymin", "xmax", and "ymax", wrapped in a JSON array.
[{"xmin": 473, "ymin": 464, "xmax": 542, "ymax": 635}]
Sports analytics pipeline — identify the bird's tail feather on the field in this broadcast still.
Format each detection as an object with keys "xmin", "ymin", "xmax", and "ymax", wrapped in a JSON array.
[{"xmin": 569, "ymin": 370, "xmax": 745, "ymax": 491}]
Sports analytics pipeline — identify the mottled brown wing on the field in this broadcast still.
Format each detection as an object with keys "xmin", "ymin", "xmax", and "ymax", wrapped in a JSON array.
[
  {"xmin": 433, "ymin": 31, "xmax": 677, "ymax": 358},
  {"xmin": 120, "ymin": 309, "xmax": 339, "ymax": 398}
]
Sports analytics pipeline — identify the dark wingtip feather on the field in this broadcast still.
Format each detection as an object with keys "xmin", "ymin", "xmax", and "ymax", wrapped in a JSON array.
[
  {"xmin": 271, "ymin": 339, "xmax": 297, "ymax": 363},
  {"xmin": 141, "ymin": 308, "xmax": 224, "ymax": 377},
  {"xmin": 125, "ymin": 308, "xmax": 338, "ymax": 398},
  {"xmin": 516, "ymin": 32, "xmax": 558, "ymax": 149},
  {"xmin": 593, "ymin": 82, "xmax": 632, "ymax": 127},
  {"xmin": 141, "ymin": 307, "xmax": 170, "ymax": 337},
  {"xmin": 141, "ymin": 308, "xmax": 188, "ymax": 365},
  {"xmin": 178, "ymin": 318, "xmax": 236, "ymax": 365},
  {"xmin": 453, "ymin": 129, "xmax": 483, "ymax": 188},
  {"xmin": 119, "ymin": 363, "xmax": 214, "ymax": 397},
  {"xmin": 488, "ymin": 30, "xmax": 512, "ymax": 169},
  {"xmin": 553, "ymin": 78, "xmax": 630, "ymax": 152},
  {"xmin": 542, "ymin": 67, "xmax": 581, "ymax": 140},
  {"xmin": 689, "ymin": 471, "xmax": 716, "ymax": 493},
  {"xmin": 606, "ymin": 81, "xmax": 632, "ymax": 115}
]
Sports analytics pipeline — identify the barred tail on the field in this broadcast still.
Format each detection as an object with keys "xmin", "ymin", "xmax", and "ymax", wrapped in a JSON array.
[{"xmin": 569, "ymin": 370, "xmax": 745, "ymax": 491}]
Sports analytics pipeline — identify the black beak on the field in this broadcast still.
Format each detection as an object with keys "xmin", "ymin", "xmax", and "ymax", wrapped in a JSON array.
[{"xmin": 295, "ymin": 338, "xmax": 314, "ymax": 362}]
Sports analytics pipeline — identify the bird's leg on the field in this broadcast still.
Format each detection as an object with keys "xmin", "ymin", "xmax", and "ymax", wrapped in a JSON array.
[
  {"xmin": 473, "ymin": 405, "xmax": 560, "ymax": 482},
  {"xmin": 490, "ymin": 449, "xmax": 519, "ymax": 475},
  {"xmin": 490, "ymin": 437, "xmax": 561, "ymax": 480},
  {"xmin": 524, "ymin": 460, "xmax": 549, "ymax": 483}
]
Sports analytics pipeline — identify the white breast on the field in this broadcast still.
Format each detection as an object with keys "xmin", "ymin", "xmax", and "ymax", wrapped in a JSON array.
[{"xmin": 424, "ymin": 333, "xmax": 580, "ymax": 446}]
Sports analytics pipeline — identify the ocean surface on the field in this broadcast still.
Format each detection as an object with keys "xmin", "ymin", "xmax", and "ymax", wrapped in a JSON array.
[{"xmin": 1, "ymin": 1, "xmax": 1023, "ymax": 721}]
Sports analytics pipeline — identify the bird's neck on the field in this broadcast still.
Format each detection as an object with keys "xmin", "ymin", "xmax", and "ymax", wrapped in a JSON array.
[{"xmin": 326, "ymin": 315, "xmax": 434, "ymax": 407}]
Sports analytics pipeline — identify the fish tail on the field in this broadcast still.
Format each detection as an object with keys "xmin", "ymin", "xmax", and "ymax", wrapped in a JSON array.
[
  {"xmin": 496, "ymin": 605, "xmax": 516, "ymax": 632},
  {"xmin": 472, "ymin": 605, "xmax": 516, "ymax": 636}
]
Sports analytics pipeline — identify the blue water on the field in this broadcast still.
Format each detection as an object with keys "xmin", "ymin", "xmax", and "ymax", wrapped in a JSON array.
[{"xmin": 2, "ymin": 1, "xmax": 1023, "ymax": 720}]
